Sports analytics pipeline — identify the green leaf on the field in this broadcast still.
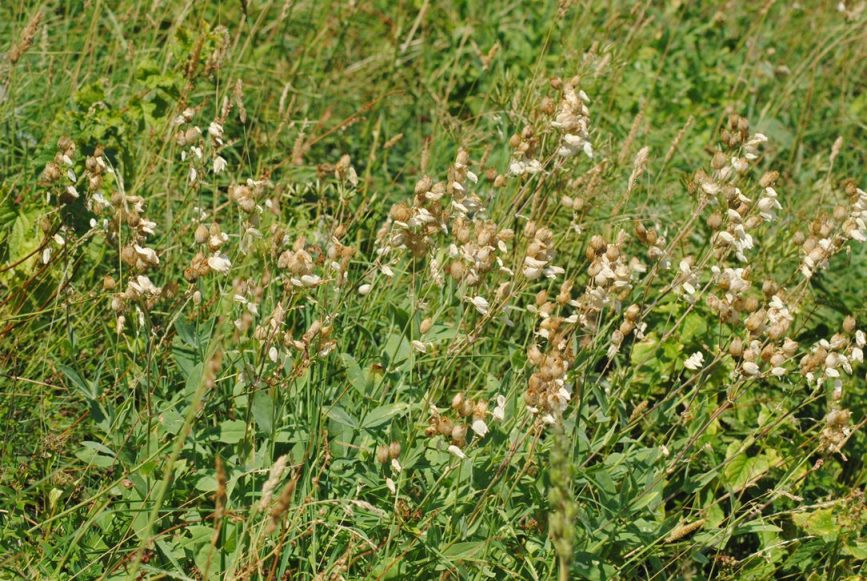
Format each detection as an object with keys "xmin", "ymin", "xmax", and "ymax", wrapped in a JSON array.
[
  {"xmin": 735, "ymin": 519, "xmax": 783, "ymax": 535},
  {"xmin": 326, "ymin": 406, "xmax": 358, "ymax": 429},
  {"xmin": 681, "ymin": 313, "xmax": 708, "ymax": 344},
  {"xmin": 842, "ymin": 540, "xmax": 867, "ymax": 560},
  {"xmin": 340, "ymin": 353, "xmax": 368, "ymax": 395},
  {"xmin": 219, "ymin": 420, "xmax": 247, "ymax": 444},
  {"xmin": 362, "ymin": 403, "xmax": 409, "ymax": 429},
  {"xmin": 58, "ymin": 364, "xmax": 98, "ymax": 400},
  {"xmin": 251, "ymin": 391, "xmax": 274, "ymax": 435},
  {"xmin": 792, "ymin": 508, "xmax": 838, "ymax": 542},
  {"xmin": 6, "ymin": 211, "xmax": 40, "ymax": 275},
  {"xmin": 442, "ymin": 541, "xmax": 484, "ymax": 559},
  {"xmin": 75, "ymin": 441, "xmax": 116, "ymax": 468},
  {"xmin": 722, "ymin": 443, "xmax": 777, "ymax": 492}
]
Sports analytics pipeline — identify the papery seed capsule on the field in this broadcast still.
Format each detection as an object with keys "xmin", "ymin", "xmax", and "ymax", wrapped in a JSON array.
[
  {"xmin": 388, "ymin": 441, "xmax": 401, "ymax": 459},
  {"xmin": 729, "ymin": 338, "xmax": 744, "ymax": 358},
  {"xmin": 590, "ymin": 235, "xmax": 606, "ymax": 253},
  {"xmin": 375, "ymin": 445, "xmax": 390, "ymax": 464},
  {"xmin": 420, "ymin": 317, "xmax": 433, "ymax": 334},
  {"xmin": 474, "ymin": 401, "xmax": 488, "ymax": 418},
  {"xmin": 451, "ymin": 392, "xmax": 464, "ymax": 411},
  {"xmin": 528, "ymin": 345, "xmax": 543, "ymax": 365},
  {"xmin": 437, "ymin": 417, "xmax": 453, "ymax": 437},
  {"xmin": 706, "ymin": 213, "xmax": 723, "ymax": 230},
  {"xmin": 843, "ymin": 316, "xmax": 856, "ymax": 334},
  {"xmin": 745, "ymin": 310, "xmax": 765, "ymax": 333},
  {"xmin": 448, "ymin": 261, "xmax": 465, "ymax": 280},
  {"xmin": 759, "ymin": 171, "xmax": 779, "ymax": 188},
  {"xmin": 451, "ymin": 424, "xmax": 467, "ymax": 445},
  {"xmin": 194, "ymin": 223, "xmax": 209, "ymax": 244}
]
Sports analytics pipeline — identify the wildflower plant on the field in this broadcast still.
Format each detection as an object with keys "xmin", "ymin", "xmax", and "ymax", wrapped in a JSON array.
[{"xmin": 1, "ymin": 1, "xmax": 865, "ymax": 579}]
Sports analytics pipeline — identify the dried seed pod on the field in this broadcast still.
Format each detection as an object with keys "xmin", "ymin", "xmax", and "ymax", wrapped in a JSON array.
[
  {"xmin": 375, "ymin": 445, "xmax": 390, "ymax": 464},
  {"xmin": 729, "ymin": 338, "xmax": 744, "ymax": 358},
  {"xmin": 420, "ymin": 317, "xmax": 433, "ymax": 334},
  {"xmin": 388, "ymin": 441, "xmax": 401, "ymax": 459}
]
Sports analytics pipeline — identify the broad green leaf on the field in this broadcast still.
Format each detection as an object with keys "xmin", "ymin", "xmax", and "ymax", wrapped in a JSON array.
[
  {"xmin": 219, "ymin": 420, "xmax": 247, "ymax": 444},
  {"xmin": 251, "ymin": 390, "xmax": 274, "ymax": 435},
  {"xmin": 362, "ymin": 402, "xmax": 409, "ymax": 429},
  {"xmin": 326, "ymin": 406, "xmax": 358, "ymax": 429},
  {"xmin": 792, "ymin": 508, "xmax": 838, "ymax": 542},
  {"xmin": 340, "ymin": 353, "xmax": 368, "ymax": 395}
]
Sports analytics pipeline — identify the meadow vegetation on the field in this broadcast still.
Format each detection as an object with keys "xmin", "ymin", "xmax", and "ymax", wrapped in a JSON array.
[{"xmin": 1, "ymin": 1, "xmax": 866, "ymax": 578}]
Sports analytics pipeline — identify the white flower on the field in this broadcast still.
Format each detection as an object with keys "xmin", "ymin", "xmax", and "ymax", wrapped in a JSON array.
[
  {"xmin": 213, "ymin": 155, "xmax": 227, "ymax": 174},
  {"xmin": 128, "ymin": 275, "xmax": 161, "ymax": 297},
  {"xmin": 471, "ymin": 418, "xmax": 488, "ymax": 437},
  {"xmin": 133, "ymin": 244, "xmax": 160, "ymax": 265},
  {"xmin": 447, "ymin": 445, "xmax": 466, "ymax": 459},
  {"xmin": 469, "ymin": 296, "xmax": 489, "ymax": 315},
  {"xmin": 492, "ymin": 395, "xmax": 506, "ymax": 421},
  {"xmin": 684, "ymin": 351, "xmax": 705, "ymax": 371},
  {"xmin": 208, "ymin": 121, "xmax": 224, "ymax": 140},
  {"xmin": 139, "ymin": 219, "xmax": 157, "ymax": 235},
  {"xmin": 207, "ymin": 253, "xmax": 231, "ymax": 273},
  {"xmin": 300, "ymin": 274, "xmax": 321, "ymax": 287}
]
